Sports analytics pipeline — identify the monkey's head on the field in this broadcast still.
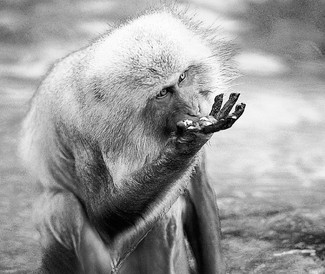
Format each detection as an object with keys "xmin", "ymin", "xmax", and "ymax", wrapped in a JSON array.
[
  {"xmin": 19, "ymin": 8, "xmax": 237, "ymax": 186},
  {"xmin": 67, "ymin": 9, "xmax": 236, "ymax": 165}
]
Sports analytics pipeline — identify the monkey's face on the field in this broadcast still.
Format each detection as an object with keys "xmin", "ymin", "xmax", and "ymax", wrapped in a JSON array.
[
  {"xmin": 142, "ymin": 64, "xmax": 219, "ymax": 138},
  {"xmin": 86, "ymin": 10, "xmax": 235, "ymax": 149}
]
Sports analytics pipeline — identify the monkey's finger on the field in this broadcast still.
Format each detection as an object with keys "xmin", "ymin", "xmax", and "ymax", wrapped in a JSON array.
[
  {"xmin": 215, "ymin": 93, "xmax": 240, "ymax": 120},
  {"xmin": 175, "ymin": 120, "xmax": 207, "ymax": 146},
  {"xmin": 232, "ymin": 103, "xmax": 246, "ymax": 120},
  {"xmin": 209, "ymin": 94, "xmax": 223, "ymax": 116},
  {"xmin": 202, "ymin": 103, "xmax": 246, "ymax": 134},
  {"xmin": 219, "ymin": 103, "xmax": 246, "ymax": 129},
  {"xmin": 176, "ymin": 119, "xmax": 199, "ymax": 135},
  {"xmin": 201, "ymin": 117, "xmax": 235, "ymax": 134}
]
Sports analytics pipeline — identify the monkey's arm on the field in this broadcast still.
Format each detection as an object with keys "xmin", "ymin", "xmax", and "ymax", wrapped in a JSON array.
[
  {"xmin": 74, "ymin": 131, "xmax": 208, "ymax": 271},
  {"xmin": 185, "ymin": 158, "xmax": 226, "ymax": 274},
  {"xmin": 75, "ymin": 93, "xmax": 245, "ymax": 271},
  {"xmin": 33, "ymin": 191, "xmax": 113, "ymax": 274},
  {"xmin": 183, "ymin": 94, "xmax": 245, "ymax": 274}
]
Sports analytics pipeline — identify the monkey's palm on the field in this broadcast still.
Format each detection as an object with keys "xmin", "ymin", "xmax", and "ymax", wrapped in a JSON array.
[{"xmin": 174, "ymin": 93, "xmax": 246, "ymax": 153}]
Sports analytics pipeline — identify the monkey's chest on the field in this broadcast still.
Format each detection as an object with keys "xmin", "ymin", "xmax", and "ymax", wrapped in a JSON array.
[
  {"xmin": 155, "ymin": 194, "xmax": 187, "ymax": 238},
  {"xmin": 120, "ymin": 196, "xmax": 191, "ymax": 274}
]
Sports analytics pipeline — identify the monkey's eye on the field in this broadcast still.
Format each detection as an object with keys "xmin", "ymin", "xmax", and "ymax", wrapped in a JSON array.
[
  {"xmin": 178, "ymin": 71, "xmax": 187, "ymax": 84},
  {"xmin": 156, "ymin": 88, "xmax": 169, "ymax": 99}
]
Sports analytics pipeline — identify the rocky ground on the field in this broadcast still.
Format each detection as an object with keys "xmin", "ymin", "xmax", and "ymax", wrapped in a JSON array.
[{"xmin": 1, "ymin": 1, "xmax": 325, "ymax": 273}]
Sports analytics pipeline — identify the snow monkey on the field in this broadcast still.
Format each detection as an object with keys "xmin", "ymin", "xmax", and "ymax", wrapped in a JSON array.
[{"xmin": 20, "ymin": 7, "xmax": 245, "ymax": 274}]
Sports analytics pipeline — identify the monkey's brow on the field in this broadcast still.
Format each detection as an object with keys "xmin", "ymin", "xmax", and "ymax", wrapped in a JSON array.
[{"xmin": 187, "ymin": 63, "xmax": 206, "ymax": 74}]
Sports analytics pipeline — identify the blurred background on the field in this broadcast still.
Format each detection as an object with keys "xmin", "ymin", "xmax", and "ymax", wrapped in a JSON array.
[{"xmin": 1, "ymin": 0, "xmax": 325, "ymax": 273}]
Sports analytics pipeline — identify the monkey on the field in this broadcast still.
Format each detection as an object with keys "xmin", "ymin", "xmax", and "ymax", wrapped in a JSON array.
[{"xmin": 19, "ymin": 7, "xmax": 245, "ymax": 274}]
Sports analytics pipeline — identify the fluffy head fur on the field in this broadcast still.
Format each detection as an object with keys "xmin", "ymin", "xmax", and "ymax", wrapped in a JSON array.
[{"xmin": 19, "ymin": 8, "xmax": 236, "ymax": 188}]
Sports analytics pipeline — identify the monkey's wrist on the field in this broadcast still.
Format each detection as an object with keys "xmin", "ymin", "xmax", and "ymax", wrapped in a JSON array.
[{"xmin": 164, "ymin": 136, "xmax": 206, "ymax": 158}]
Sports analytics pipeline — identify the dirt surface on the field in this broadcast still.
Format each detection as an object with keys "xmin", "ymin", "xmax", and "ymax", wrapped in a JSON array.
[
  {"xmin": 208, "ymin": 75, "xmax": 325, "ymax": 273},
  {"xmin": 1, "ymin": 1, "xmax": 325, "ymax": 273}
]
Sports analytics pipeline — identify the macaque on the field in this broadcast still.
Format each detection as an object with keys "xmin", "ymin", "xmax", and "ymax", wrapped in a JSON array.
[{"xmin": 20, "ymin": 7, "xmax": 245, "ymax": 274}]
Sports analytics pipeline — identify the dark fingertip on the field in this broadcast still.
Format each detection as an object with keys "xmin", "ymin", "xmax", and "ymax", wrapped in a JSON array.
[
  {"xmin": 239, "ymin": 103, "xmax": 246, "ymax": 110},
  {"xmin": 233, "ymin": 103, "xmax": 246, "ymax": 120},
  {"xmin": 229, "ymin": 93, "xmax": 240, "ymax": 100},
  {"xmin": 235, "ymin": 103, "xmax": 245, "ymax": 111},
  {"xmin": 214, "ymin": 93, "xmax": 223, "ymax": 102}
]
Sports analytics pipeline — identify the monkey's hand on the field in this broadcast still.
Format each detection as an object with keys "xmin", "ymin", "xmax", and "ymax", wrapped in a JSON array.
[{"xmin": 175, "ymin": 93, "xmax": 245, "ymax": 152}]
